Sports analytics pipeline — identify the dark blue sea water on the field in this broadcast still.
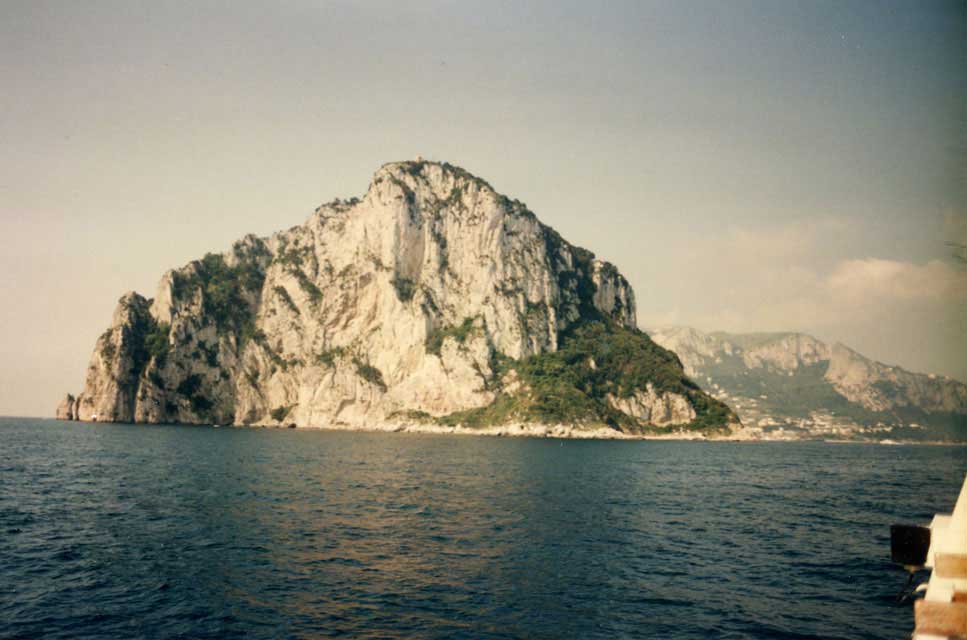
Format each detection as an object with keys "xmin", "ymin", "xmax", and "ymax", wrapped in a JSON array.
[{"xmin": 2, "ymin": 418, "xmax": 965, "ymax": 639}]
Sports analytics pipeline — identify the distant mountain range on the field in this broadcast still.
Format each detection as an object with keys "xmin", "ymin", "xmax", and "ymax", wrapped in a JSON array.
[{"xmin": 648, "ymin": 327, "xmax": 967, "ymax": 442}]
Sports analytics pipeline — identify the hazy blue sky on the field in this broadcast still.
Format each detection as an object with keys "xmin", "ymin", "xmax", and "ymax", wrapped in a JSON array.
[{"xmin": 1, "ymin": 0, "xmax": 964, "ymax": 417}]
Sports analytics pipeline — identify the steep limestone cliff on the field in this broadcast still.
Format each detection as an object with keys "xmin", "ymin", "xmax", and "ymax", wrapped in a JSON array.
[{"xmin": 58, "ymin": 160, "xmax": 735, "ymax": 435}]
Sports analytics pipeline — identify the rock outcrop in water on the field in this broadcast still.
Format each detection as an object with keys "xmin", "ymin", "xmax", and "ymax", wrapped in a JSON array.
[
  {"xmin": 55, "ymin": 394, "xmax": 76, "ymax": 421},
  {"xmin": 58, "ymin": 160, "xmax": 736, "ymax": 435},
  {"xmin": 649, "ymin": 327, "xmax": 967, "ymax": 441}
]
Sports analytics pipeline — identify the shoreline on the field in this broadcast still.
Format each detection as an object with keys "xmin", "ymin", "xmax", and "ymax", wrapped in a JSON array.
[
  {"xmin": 36, "ymin": 416, "xmax": 967, "ymax": 445},
  {"xmin": 260, "ymin": 422, "xmax": 967, "ymax": 445},
  {"xmin": 185, "ymin": 419, "xmax": 722, "ymax": 441}
]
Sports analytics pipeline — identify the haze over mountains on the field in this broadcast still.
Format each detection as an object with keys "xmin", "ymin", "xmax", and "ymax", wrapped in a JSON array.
[{"xmin": 649, "ymin": 327, "xmax": 967, "ymax": 442}]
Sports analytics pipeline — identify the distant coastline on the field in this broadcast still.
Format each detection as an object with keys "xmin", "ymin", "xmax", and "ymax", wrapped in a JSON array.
[{"xmin": 40, "ymin": 416, "xmax": 966, "ymax": 445}]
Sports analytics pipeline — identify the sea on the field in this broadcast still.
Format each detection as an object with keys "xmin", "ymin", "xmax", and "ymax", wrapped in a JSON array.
[{"xmin": 2, "ymin": 417, "xmax": 965, "ymax": 640}]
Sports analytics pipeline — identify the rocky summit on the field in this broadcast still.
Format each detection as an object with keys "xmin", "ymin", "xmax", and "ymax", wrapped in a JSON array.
[
  {"xmin": 57, "ymin": 160, "xmax": 737, "ymax": 436},
  {"xmin": 649, "ymin": 327, "xmax": 967, "ymax": 442}
]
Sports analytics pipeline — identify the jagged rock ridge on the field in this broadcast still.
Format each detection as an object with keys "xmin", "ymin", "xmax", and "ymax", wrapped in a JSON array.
[
  {"xmin": 649, "ymin": 327, "xmax": 967, "ymax": 441},
  {"xmin": 58, "ymin": 160, "xmax": 736, "ymax": 434}
]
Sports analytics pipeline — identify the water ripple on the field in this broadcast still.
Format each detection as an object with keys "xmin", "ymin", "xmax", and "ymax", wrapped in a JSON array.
[{"xmin": 1, "ymin": 418, "xmax": 965, "ymax": 639}]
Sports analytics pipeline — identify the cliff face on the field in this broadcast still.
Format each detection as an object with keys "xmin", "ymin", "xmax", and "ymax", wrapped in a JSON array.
[
  {"xmin": 649, "ymin": 327, "xmax": 967, "ymax": 441},
  {"xmin": 59, "ymin": 161, "xmax": 735, "ymax": 434}
]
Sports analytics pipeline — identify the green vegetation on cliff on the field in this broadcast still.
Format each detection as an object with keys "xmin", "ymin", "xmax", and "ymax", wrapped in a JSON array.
[
  {"xmin": 111, "ymin": 296, "xmax": 170, "ymax": 380},
  {"xmin": 171, "ymin": 252, "xmax": 266, "ymax": 344},
  {"xmin": 425, "ymin": 317, "xmax": 476, "ymax": 356},
  {"xmin": 439, "ymin": 320, "xmax": 735, "ymax": 433},
  {"xmin": 273, "ymin": 286, "xmax": 300, "ymax": 315},
  {"xmin": 353, "ymin": 357, "xmax": 387, "ymax": 391},
  {"xmin": 270, "ymin": 405, "xmax": 294, "ymax": 422},
  {"xmin": 391, "ymin": 276, "xmax": 417, "ymax": 303},
  {"xmin": 144, "ymin": 322, "xmax": 170, "ymax": 366}
]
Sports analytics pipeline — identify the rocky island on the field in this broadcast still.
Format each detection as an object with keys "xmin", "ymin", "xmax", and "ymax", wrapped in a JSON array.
[{"xmin": 57, "ymin": 160, "xmax": 737, "ymax": 437}]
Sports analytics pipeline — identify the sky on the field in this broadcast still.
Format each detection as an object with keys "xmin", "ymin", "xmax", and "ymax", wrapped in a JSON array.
[{"xmin": 0, "ymin": 0, "xmax": 964, "ymax": 417}]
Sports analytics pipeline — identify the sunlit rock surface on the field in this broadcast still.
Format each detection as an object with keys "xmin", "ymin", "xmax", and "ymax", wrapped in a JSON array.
[{"xmin": 58, "ymin": 161, "xmax": 733, "ymax": 435}]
